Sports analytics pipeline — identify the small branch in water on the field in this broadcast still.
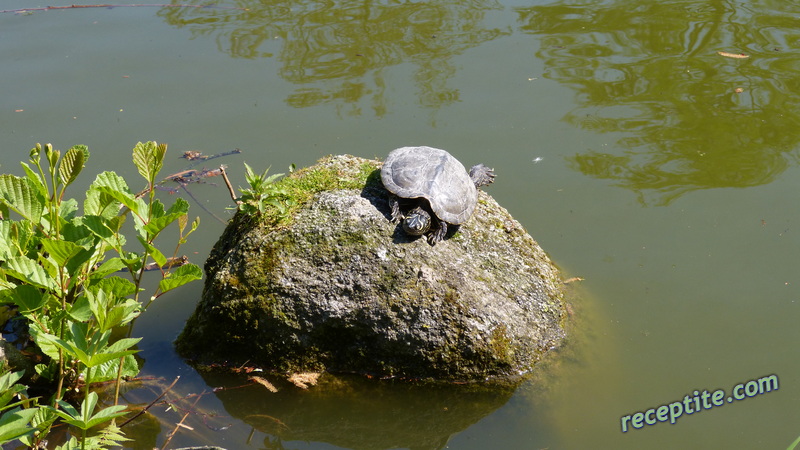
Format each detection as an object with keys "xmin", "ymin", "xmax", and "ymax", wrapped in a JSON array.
[
  {"xmin": 183, "ymin": 148, "xmax": 242, "ymax": 169},
  {"xmin": 0, "ymin": 4, "xmax": 250, "ymax": 14},
  {"xmin": 120, "ymin": 375, "xmax": 180, "ymax": 428},
  {"xmin": 161, "ymin": 388, "xmax": 206, "ymax": 450}
]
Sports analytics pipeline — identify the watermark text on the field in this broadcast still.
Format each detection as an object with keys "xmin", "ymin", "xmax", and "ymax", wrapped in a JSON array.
[{"xmin": 620, "ymin": 374, "xmax": 779, "ymax": 432}]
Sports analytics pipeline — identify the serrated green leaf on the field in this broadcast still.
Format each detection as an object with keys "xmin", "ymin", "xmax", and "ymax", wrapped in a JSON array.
[
  {"xmin": 61, "ymin": 218, "xmax": 93, "ymax": 244},
  {"xmin": 0, "ymin": 407, "xmax": 39, "ymax": 442},
  {"xmin": 102, "ymin": 299, "xmax": 140, "ymax": 331},
  {"xmin": 40, "ymin": 239, "xmax": 83, "ymax": 267},
  {"xmin": 19, "ymin": 162, "xmax": 48, "ymax": 199},
  {"xmin": 28, "ymin": 323, "xmax": 61, "ymax": 361},
  {"xmin": 0, "ymin": 175, "xmax": 44, "ymax": 222},
  {"xmin": 86, "ymin": 289, "xmax": 139, "ymax": 332},
  {"xmin": 91, "ymin": 171, "xmax": 143, "ymax": 216},
  {"xmin": 143, "ymin": 197, "xmax": 189, "ymax": 236},
  {"xmin": 85, "ymin": 404, "xmax": 128, "ymax": 429},
  {"xmin": 102, "ymin": 337, "xmax": 141, "ymax": 355},
  {"xmin": 10, "ymin": 284, "xmax": 48, "ymax": 314},
  {"xmin": 0, "ymin": 371, "xmax": 26, "ymax": 411},
  {"xmin": 0, "ymin": 370, "xmax": 24, "ymax": 392},
  {"xmin": 137, "ymin": 236, "xmax": 166, "ymax": 268},
  {"xmin": 91, "ymin": 354, "xmax": 138, "ymax": 384},
  {"xmin": 3, "ymin": 256, "xmax": 58, "ymax": 291},
  {"xmin": 58, "ymin": 197, "xmax": 79, "ymax": 221},
  {"xmin": 87, "ymin": 337, "xmax": 140, "ymax": 369},
  {"xmin": 0, "ymin": 221, "xmax": 24, "ymax": 260},
  {"xmin": 18, "ymin": 407, "xmax": 57, "ymax": 448},
  {"xmin": 68, "ymin": 295, "xmax": 93, "ymax": 322},
  {"xmin": 38, "ymin": 332, "xmax": 87, "ymax": 365},
  {"xmin": 90, "ymin": 276, "xmax": 138, "ymax": 298},
  {"xmin": 89, "ymin": 258, "xmax": 127, "ymax": 279},
  {"xmin": 58, "ymin": 145, "xmax": 88, "ymax": 189},
  {"xmin": 132, "ymin": 141, "xmax": 166, "ymax": 185},
  {"xmin": 158, "ymin": 263, "xmax": 202, "ymax": 293},
  {"xmin": 56, "ymin": 392, "xmax": 128, "ymax": 431},
  {"xmin": 178, "ymin": 213, "xmax": 188, "ymax": 233},
  {"xmin": 81, "ymin": 215, "xmax": 127, "ymax": 254},
  {"xmin": 84, "ymin": 187, "xmax": 119, "ymax": 218}
]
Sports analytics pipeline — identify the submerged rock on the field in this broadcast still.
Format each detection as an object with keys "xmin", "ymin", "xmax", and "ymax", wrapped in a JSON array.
[{"xmin": 176, "ymin": 154, "xmax": 566, "ymax": 381}]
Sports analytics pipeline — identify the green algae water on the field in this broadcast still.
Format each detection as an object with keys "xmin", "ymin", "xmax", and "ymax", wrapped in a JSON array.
[{"xmin": 2, "ymin": 0, "xmax": 800, "ymax": 448}]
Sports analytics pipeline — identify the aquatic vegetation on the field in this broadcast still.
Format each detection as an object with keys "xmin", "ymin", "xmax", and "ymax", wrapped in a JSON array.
[{"xmin": 0, "ymin": 142, "xmax": 202, "ymax": 448}]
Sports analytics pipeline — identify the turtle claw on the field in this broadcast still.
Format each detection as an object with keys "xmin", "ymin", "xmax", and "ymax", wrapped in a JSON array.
[
  {"xmin": 427, "ymin": 221, "xmax": 448, "ymax": 245},
  {"xmin": 469, "ymin": 164, "xmax": 496, "ymax": 188},
  {"xmin": 389, "ymin": 197, "xmax": 403, "ymax": 223}
]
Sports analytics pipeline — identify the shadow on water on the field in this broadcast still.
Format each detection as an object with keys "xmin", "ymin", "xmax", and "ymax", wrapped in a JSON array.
[
  {"xmin": 157, "ymin": 0, "xmax": 510, "ymax": 117},
  {"xmin": 516, "ymin": 0, "xmax": 800, "ymax": 205}
]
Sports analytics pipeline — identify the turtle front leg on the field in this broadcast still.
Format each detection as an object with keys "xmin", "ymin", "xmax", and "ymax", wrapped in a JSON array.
[
  {"xmin": 389, "ymin": 196, "xmax": 403, "ymax": 222},
  {"xmin": 427, "ymin": 221, "xmax": 448, "ymax": 245}
]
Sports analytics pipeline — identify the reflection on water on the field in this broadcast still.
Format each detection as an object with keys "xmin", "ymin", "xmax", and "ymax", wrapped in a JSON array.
[
  {"xmin": 517, "ymin": 0, "xmax": 800, "ymax": 205},
  {"xmin": 158, "ymin": 0, "xmax": 509, "ymax": 116},
  {"xmin": 154, "ymin": 0, "xmax": 800, "ymax": 203},
  {"xmin": 198, "ymin": 372, "xmax": 517, "ymax": 450}
]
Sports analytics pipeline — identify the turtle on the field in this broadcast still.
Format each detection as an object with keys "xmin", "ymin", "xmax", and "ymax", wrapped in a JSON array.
[{"xmin": 381, "ymin": 146, "xmax": 495, "ymax": 245}]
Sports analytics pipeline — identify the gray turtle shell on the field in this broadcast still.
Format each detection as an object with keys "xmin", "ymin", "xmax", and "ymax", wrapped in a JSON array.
[{"xmin": 381, "ymin": 146, "xmax": 478, "ymax": 225}]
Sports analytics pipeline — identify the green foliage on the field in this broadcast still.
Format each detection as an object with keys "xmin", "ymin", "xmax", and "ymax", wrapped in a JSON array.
[
  {"xmin": 234, "ymin": 159, "xmax": 375, "ymax": 225},
  {"xmin": 0, "ymin": 368, "xmax": 55, "ymax": 447},
  {"xmin": 236, "ymin": 163, "xmax": 291, "ymax": 216},
  {"xmin": 50, "ymin": 392, "xmax": 129, "ymax": 450},
  {"xmin": 0, "ymin": 142, "xmax": 201, "ymax": 449},
  {"xmin": 788, "ymin": 434, "xmax": 800, "ymax": 450}
]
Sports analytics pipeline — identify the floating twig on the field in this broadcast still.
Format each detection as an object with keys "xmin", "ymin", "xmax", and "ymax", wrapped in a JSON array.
[
  {"xmin": 249, "ymin": 376, "xmax": 278, "ymax": 393},
  {"xmin": 287, "ymin": 372, "xmax": 320, "ymax": 389},
  {"xmin": 161, "ymin": 389, "xmax": 206, "ymax": 450},
  {"xmin": 120, "ymin": 376, "xmax": 180, "ymax": 428},
  {"xmin": 183, "ymin": 148, "xmax": 242, "ymax": 169},
  {"xmin": 718, "ymin": 51, "xmax": 749, "ymax": 59}
]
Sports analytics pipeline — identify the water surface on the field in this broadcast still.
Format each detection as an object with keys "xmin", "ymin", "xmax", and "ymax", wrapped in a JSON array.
[{"xmin": 2, "ymin": 0, "xmax": 800, "ymax": 448}]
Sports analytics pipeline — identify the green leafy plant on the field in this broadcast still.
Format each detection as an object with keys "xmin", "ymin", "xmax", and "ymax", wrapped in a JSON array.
[
  {"xmin": 50, "ymin": 391, "xmax": 128, "ymax": 448},
  {"xmin": 236, "ymin": 162, "xmax": 291, "ymax": 216},
  {"xmin": 788, "ymin": 434, "xmax": 800, "ymax": 450},
  {"xmin": 0, "ymin": 369, "xmax": 49, "ymax": 445},
  {"xmin": 0, "ymin": 142, "xmax": 202, "ymax": 448}
]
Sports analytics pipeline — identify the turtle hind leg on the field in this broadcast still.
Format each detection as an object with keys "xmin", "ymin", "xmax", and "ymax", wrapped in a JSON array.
[
  {"xmin": 427, "ymin": 221, "xmax": 448, "ymax": 245},
  {"xmin": 469, "ymin": 163, "xmax": 496, "ymax": 188}
]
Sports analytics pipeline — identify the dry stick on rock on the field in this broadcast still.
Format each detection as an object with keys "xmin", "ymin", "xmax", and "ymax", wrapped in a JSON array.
[{"xmin": 220, "ymin": 165, "xmax": 241, "ymax": 205}]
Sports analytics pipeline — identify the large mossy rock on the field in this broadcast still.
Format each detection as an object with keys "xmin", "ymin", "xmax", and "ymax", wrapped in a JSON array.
[{"xmin": 176, "ymin": 154, "xmax": 567, "ymax": 381}]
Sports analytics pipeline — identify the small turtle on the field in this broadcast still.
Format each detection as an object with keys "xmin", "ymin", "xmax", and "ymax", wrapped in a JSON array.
[{"xmin": 381, "ymin": 146, "xmax": 495, "ymax": 245}]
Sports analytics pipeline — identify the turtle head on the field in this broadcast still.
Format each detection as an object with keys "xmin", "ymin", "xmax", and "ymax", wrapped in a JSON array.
[{"xmin": 403, "ymin": 207, "xmax": 431, "ymax": 236}]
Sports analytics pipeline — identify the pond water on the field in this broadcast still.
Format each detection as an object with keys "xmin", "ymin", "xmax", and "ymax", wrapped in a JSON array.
[{"xmin": 2, "ymin": 0, "xmax": 800, "ymax": 448}]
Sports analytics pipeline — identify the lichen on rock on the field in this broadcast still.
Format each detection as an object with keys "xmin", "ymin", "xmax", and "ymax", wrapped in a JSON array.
[{"xmin": 176, "ymin": 154, "xmax": 567, "ymax": 381}]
